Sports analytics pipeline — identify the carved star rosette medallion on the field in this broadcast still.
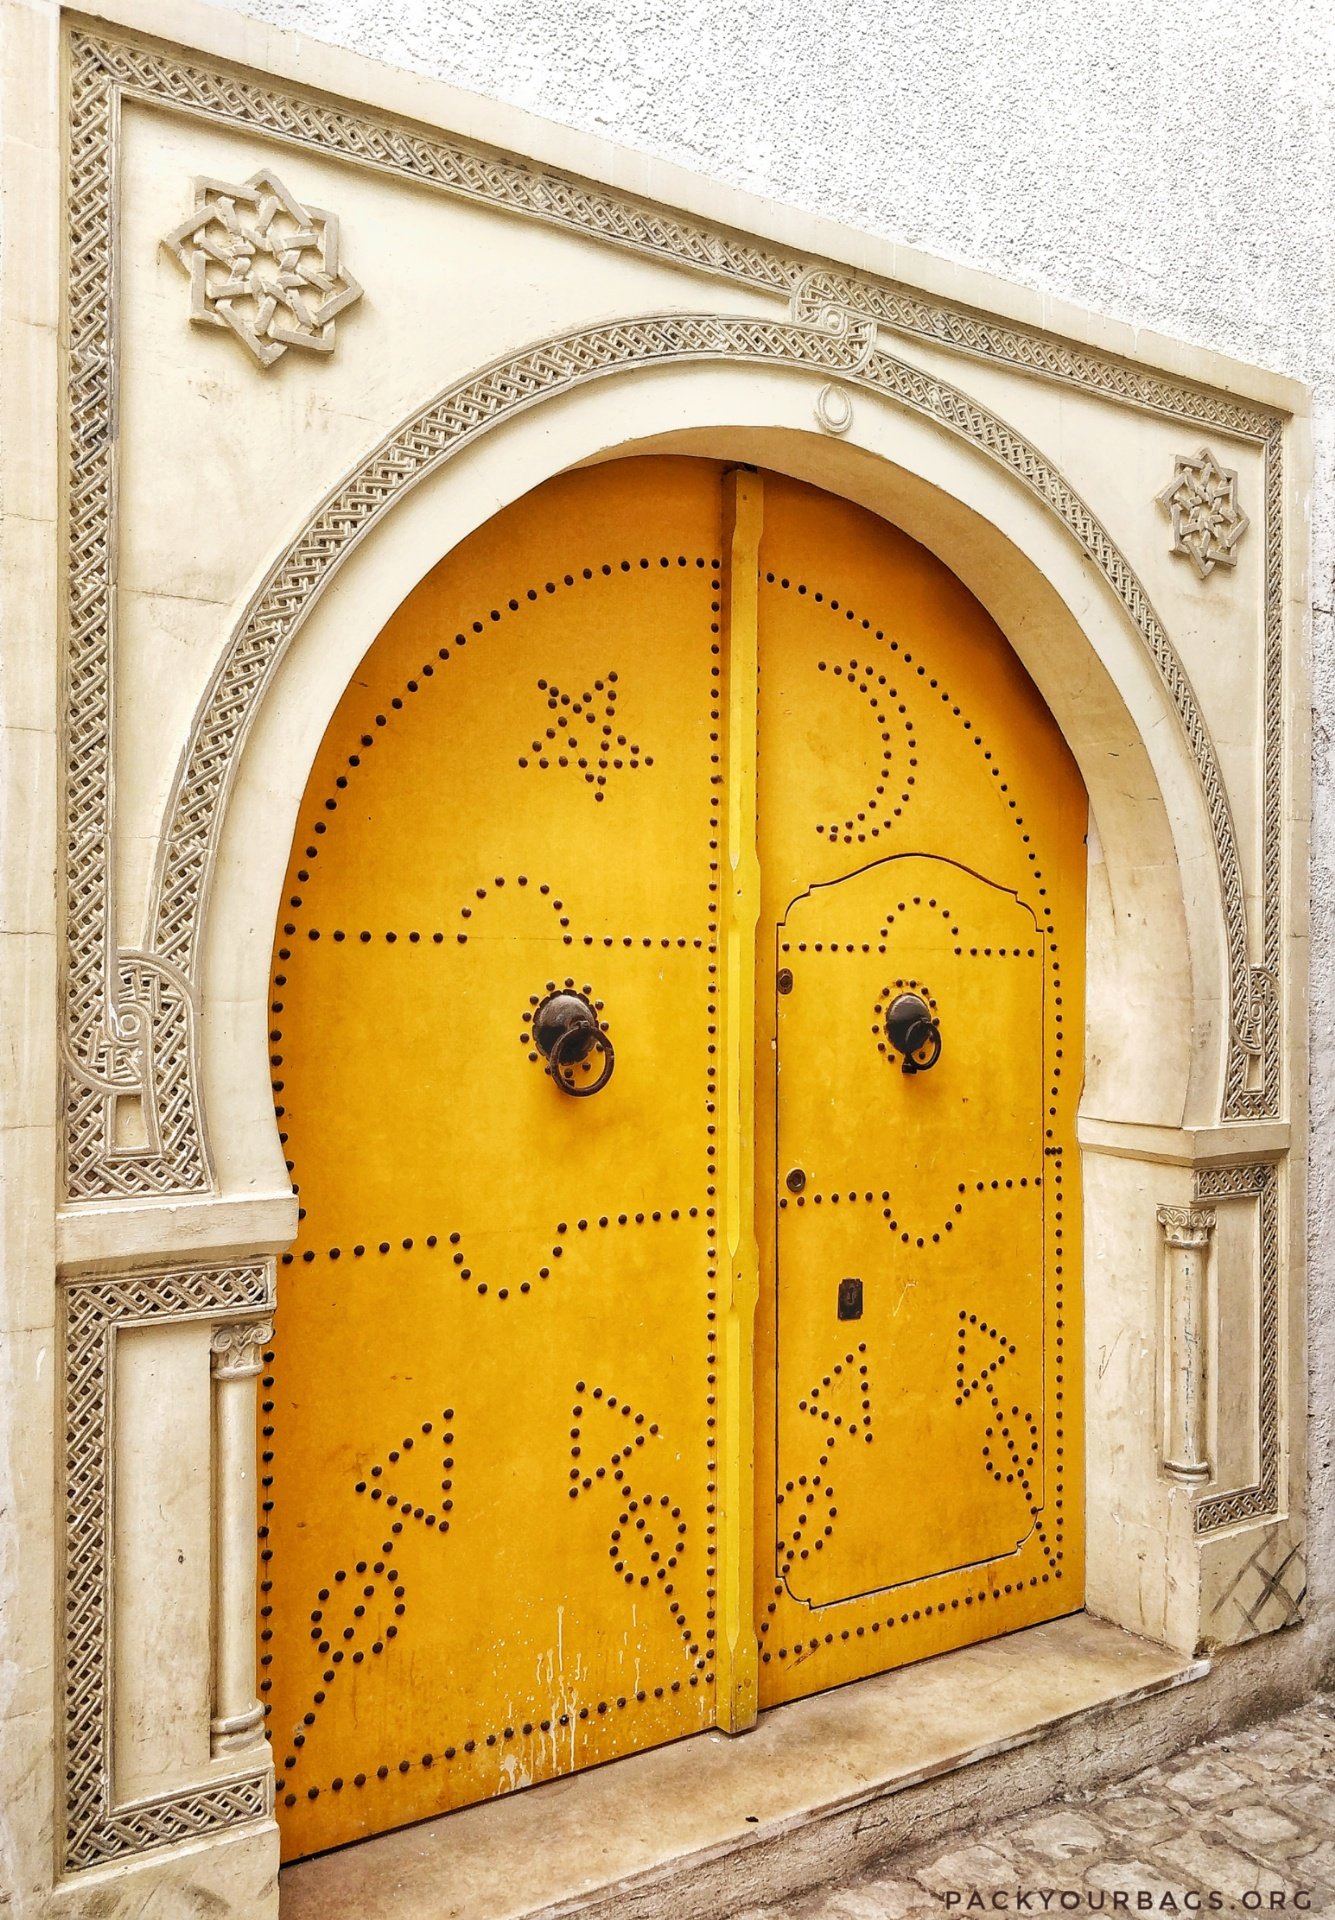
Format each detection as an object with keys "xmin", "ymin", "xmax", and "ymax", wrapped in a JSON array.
[
  {"xmin": 163, "ymin": 167, "xmax": 363, "ymax": 368},
  {"xmin": 1156, "ymin": 446, "xmax": 1250, "ymax": 579}
]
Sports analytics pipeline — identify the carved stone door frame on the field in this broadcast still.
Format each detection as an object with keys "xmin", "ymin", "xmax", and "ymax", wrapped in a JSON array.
[{"xmin": 1, "ymin": 1, "xmax": 1307, "ymax": 1912}]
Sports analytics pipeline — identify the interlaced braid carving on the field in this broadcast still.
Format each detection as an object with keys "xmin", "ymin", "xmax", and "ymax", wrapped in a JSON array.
[
  {"xmin": 62, "ymin": 1260, "xmax": 275, "ymax": 1871},
  {"xmin": 79, "ymin": 30, "xmax": 801, "ymax": 296},
  {"xmin": 792, "ymin": 269, "xmax": 1276, "ymax": 437},
  {"xmin": 62, "ymin": 23, "xmax": 1285, "ymax": 1199},
  {"xmin": 1192, "ymin": 1164, "xmax": 1281, "ymax": 1532},
  {"xmin": 1251, "ymin": 414, "xmax": 1286, "ymax": 1118},
  {"xmin": 63, "ymin": 37, "xmax": 210, "ymax": 1197},
  {"xmin": 82, "ymin": 17, "xmax": 1282, "ymax": 444},
  {"xmin": 146, "ymin": 320, "xmax": 1260, "ymax": 1164},
  {"xmin": 64, "ymin": 37, "xmax": 136, "ymax": 1190}
]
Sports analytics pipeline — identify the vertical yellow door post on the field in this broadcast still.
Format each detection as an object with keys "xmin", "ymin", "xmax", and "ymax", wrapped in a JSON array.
[{"xmin": 715, "ymin": 469, "xmax": 763, "ymax": 1734}]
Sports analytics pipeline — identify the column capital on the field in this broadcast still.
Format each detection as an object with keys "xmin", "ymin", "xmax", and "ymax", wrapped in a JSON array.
[
  {"xmin": 1156, "ymin": 1204, "xmax": 1216, "ymax": 1251},
  {"xmin": 209, "ymin": 1318, "xmax": 274, "ymax": 1380}
]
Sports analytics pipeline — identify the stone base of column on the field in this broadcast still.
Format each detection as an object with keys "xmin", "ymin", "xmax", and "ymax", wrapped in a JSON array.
[
  {"xmin": 1164, "ymin": 1457, "xmax": 1213, "ymax": 1486},
  {"xmin": 210, "ymin": 1699, "xmax": 267, "ymax": 1757}
]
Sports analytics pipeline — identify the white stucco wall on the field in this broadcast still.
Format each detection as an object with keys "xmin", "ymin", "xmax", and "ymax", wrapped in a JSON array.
[
  {"xmin": 212, "ymin": 0, "xmax": 1335, "ymax": 1634},
  {"xmin": 212, "ymin": 0, "xmax": 1335, "ymax": 384}
]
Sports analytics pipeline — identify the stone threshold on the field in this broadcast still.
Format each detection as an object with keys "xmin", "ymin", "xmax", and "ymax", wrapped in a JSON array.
[{"xmin": 279, "ymin": 1613, "xmax": 1208, "ymax": 1920}]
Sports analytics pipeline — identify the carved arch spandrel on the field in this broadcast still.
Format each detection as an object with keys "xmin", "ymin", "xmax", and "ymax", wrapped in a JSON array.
[{"xmin": 61, "ymin": 23, "xmax": 1285, "ymax": 1207}]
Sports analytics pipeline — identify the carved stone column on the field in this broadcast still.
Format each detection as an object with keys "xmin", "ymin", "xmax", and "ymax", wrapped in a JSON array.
[
  {"xmin": 1156, "ymin": 1206, "xmax": 1215, "ymax": 1485},
  {"xmin": 209, "ymin": 1318, "xmax": 273, "ymax": 1757}
]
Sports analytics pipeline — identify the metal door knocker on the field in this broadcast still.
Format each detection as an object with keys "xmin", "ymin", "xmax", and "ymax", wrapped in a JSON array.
[
  {"xmin": 533, "ymin": 990, "xmax": 616, "ymax": 1096},
  {"xmin": 884, "ymin": 992, "xmax": 942, "ymax": 1075}
]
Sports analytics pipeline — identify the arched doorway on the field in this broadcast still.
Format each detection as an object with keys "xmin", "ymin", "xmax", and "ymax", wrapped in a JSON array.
[{"xmin": 262, "ymin": 456, "xmax": 1085, "ymax": 1860}]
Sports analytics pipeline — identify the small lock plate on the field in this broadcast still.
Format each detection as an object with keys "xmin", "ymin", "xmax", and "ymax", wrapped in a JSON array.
[{"xmin": 837, "ymin": 1276, "xmax": 863, "ymax": 1321}]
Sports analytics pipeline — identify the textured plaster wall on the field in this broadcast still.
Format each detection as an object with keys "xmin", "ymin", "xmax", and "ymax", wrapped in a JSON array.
[{"xmin": 213, "ymin": 0, "xmax": 1335, "ymax": 1647}]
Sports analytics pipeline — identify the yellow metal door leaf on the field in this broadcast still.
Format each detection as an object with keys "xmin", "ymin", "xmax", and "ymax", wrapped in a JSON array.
[
  {"xmin": 753, "ymin": 474, "xmax": 1084, "ymax": 1705},
  {"xmin": 264, "ymin": 460, "xmax": 727, "ymax": 1858}
]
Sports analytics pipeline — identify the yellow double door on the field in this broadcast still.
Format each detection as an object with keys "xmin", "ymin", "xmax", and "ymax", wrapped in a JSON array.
[{"xmin": 264, "ymin": 458, "xmax": 1085, "ymax": 1860}]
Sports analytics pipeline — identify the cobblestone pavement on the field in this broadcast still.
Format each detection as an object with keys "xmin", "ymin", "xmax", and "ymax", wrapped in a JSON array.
[{"xmin": 735, "ymin": 1698, "xmax": 1335, "ymax": 1919}]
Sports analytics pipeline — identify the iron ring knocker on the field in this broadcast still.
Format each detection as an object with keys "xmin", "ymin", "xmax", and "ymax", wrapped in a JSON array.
[
  {"xmin": 884, "ymin": 991, "xmax": 943, "ymax": 1076},
  {"xmin": 533, "ymin": 990, "xmax": 616, "ymax": 1097},
  {"xmin": 549, "ymin": 1021, "xmax": 616, "ymax": 1097}
]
